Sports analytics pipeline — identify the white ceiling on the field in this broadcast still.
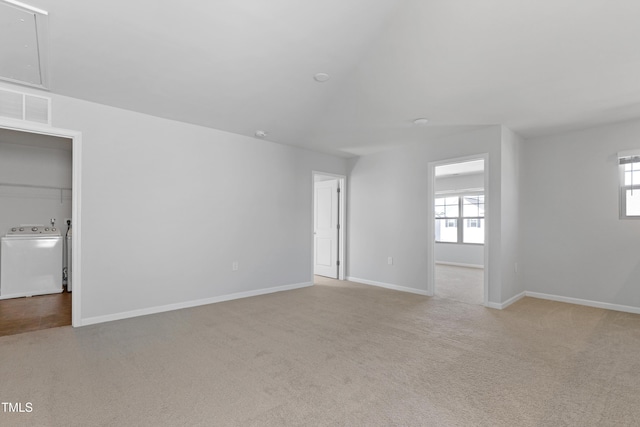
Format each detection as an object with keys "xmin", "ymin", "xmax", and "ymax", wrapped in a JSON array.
[{"xmin": 5, "ymin": 0, "xmax": 640, "ymax": 157}]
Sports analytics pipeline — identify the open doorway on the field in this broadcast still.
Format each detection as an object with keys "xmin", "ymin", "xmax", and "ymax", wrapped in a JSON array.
[
  {"xmin": 312, "ymin": 172, "xmax": 346, "ymax": 282},
  {"xmin": 0, "ymin": 122, "xmax": 81, "ymax": 334},
  {"xmin": 429, "ymin": 156, "xmax": 487, "ymax": 305}
]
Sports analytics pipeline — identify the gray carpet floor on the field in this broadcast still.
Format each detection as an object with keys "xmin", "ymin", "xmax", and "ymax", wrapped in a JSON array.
[
  {"xmin": 435, "ymin": 263, "xmax": 484, "ymax": 305},
  {"xmin": 1, "ymin": 276, "xmax": 640, "ymax": 426}
]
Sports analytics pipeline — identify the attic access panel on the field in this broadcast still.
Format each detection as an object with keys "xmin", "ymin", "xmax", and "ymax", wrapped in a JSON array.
[{"xmin": 0, "ymin": 1, "xmax": 49, "ymax": 89}]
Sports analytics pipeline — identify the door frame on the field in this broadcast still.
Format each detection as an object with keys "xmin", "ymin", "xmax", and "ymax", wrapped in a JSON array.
[
  {"xmin": 312, "ymin": 171, "xmax": 346, "ymax": 281},
  {"xmin": 427, "ymin": 153, "xmax": 489, "ymax": 306},
  {"xmin": 0, "ymin": 118, "xmax": 83, "ymax": 327}
]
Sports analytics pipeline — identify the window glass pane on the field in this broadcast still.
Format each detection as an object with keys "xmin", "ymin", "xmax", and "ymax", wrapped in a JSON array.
[
  {"xmin": 435, "ymin": 198, "xmax": 446, "ymax": 217},
  {"xmin": 463, "ymin": 195, "xmax": 484, "ymax": 218},
  {"xmin": 625, "ymin": 163, "xmax": 640, "ymax": 186},
  {"xmin": 435, "ymin": 196, "xmax": 458, "ymax": 217},
  {"xmin": 445, "ymin": 197, "xmax": 458, "ymax": 205},
  {"xmin": 435, "ymin": 219, "xmax": 457, "ymax": 242},
  {"xmin": 445, "ymin": 204, "xmax": 459, "ymax": 217},
  {"xmin": 626, "ymin": 171, "xmax": 634, "ymax": 186},
  {"xmin": 626, "ymin": 190, "xmax": 640, "ymax": 216},
  {"xmin": 463, "ymin": 197, "xmax": 478, "ymax": 217},
  {"xmin": 446, "ymin": 197, "xmax": 459, "ymax": 218},
  {"xmin": 463, "ymin": 218, "xmax": 484, "ymax": 244}
]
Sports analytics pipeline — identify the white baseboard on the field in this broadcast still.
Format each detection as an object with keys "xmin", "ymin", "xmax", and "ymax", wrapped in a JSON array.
[
  {"xmin": 80, "ymin": 281, "xmax": 313, "ymax": 326},
  {"xmin": 485, "ymin": 291, "xmax": 526, "ymax": 310},
  {"xmin": 488, "ymin": 291, "xmax": 640, "ymax": 314},
  {"xmin": 80, "ymin": 281, "xmax": 640, "ymax": 326},
  {"xmin": 435, "ymin": 261, "xmax": 484, "ymax": 269},
  {"xmin": 525, "ymin": 291, "xmax": 640, "ymax": 315},
  {"xmin": 0, "ymin": 289, "xmax": 63, "ymax": 300},
  {"xmin": 346, "ymin": 276, "xmax": 429, "ymax": 296}
]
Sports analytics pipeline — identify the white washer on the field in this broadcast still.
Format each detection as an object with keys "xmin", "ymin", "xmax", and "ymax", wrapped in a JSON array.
[{"xmin": 1, "ymin": 225, "xmax": 63, "ymax": 299}]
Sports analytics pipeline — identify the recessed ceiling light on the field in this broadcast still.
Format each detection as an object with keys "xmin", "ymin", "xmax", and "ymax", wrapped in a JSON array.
[
  {"xmin": 413, "ymin": 118, "xmax": 429, "ymax": 126},
  {"xmin": 313, "ymin": 73, "xmax": 330, "ymax": 83},
  {"xmin": 254, "ymin": 130, "xmax": 268, "ymax": 138}
]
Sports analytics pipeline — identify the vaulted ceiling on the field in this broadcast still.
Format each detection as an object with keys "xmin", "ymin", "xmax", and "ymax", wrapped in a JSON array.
[{"xmin": 3, "ymin": 0, "xmax": 640, "ymax": 157}]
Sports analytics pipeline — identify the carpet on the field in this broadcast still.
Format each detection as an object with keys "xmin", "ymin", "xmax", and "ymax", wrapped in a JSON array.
[{"xmin": 1, "ymin": 277, "xmax": 639, "ymax": 426}]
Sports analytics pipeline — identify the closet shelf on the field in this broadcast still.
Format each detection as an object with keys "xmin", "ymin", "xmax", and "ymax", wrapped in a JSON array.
[{"xmin": 0, "ymin": 182, "xmax": 71, "ymax": 191}]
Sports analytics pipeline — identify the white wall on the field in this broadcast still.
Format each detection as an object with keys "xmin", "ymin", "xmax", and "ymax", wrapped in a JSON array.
[
  {"xmin": 500, "ymin": 127, "xmax": 523, "ymax": 301},
  {"xmin": 0, "ymin": 82, "xmax": 347, "ymax": 324},
  {"xmin": 435, "ymin": 173, "xmax": 484, "ymax": 193},
  {"xmin": 435, "ymin": 244, "xmax": 484, "ymax": 267},
  {"xmin": 347, "ymin": 126, "xmax": 519, "ymax": 304},
  {"xmin": 435, "ymin": 172, "xmax": 484, "ymax": 267},
  {"xmin": 0, "ymin": 139, "xmax": 72, "ymax": 239},
  {"xmin": 521, "ymin": 118, "xmax": 640, "ymax": 308}
]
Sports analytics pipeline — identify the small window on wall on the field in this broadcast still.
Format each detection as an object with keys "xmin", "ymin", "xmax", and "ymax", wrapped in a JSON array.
[
  {"xmin": 435, "ymin": 194, "xmax": 484, "ymax": 243},
  {"xmin": 619, "ymin": 151, "xmax": 640, "ymax": 219}
]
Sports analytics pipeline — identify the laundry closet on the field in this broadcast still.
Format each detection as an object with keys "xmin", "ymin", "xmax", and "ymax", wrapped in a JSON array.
[{"xmin": 0, "ymin": 128, "xmax": 72, "ymax": 333}]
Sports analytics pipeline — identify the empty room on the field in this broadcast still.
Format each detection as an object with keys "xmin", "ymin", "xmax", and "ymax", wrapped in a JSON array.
[{"xmin": 1, "ymin": 0, "xmax": 640, "ymax": 425}]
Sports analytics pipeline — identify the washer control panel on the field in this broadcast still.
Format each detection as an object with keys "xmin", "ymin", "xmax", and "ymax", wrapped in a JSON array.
[{"xmin": 6, "ymin": 225, "xmax": 61, "ymax": 236}]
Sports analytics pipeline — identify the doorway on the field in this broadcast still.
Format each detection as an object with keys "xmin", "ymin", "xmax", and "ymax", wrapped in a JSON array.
[
  {"xmin": 428, "ymin": 156, "xmax": 488, "ymax": 306},
  {"xmin": 0, "ymin": 121, "xmax": 82, "ymax": 331},
  {"xmin": 312, "ymin": 172, "xmax": 346, "ymax": 281}
]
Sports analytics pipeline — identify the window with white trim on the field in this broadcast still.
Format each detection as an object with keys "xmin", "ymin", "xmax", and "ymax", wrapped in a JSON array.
[
  {"xmin": 619, "ymin": 151, "xmax": 640, "ymax": 219},
  {"xmin": 435, "ymin": 194, "xmax": 485, "ymax": 243}
]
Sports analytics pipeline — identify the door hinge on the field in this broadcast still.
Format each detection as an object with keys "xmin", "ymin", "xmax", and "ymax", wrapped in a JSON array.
[
  {"xmin": 337, "ymin": 187, "xmax": 341, "ymax": 193},
  {"xmin": 337, "ymin": 260, "xmax": 340, "ymax": 266},
  {"xmin": 337, "ymin": 223, "xmax": 340, "ymax": 229}
]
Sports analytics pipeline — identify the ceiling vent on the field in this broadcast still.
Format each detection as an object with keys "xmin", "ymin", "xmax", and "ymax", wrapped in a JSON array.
[
  {"xmin": 0, "ymin": 1, "xmax": 50, "ymax": 89},
  {"xmin": 0, "ymin": 87, "xmax": 51, "ymax": 125}
]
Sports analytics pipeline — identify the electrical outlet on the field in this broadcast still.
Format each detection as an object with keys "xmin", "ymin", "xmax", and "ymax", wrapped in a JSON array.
[
  {"xmin": 232, "ymin": 261, "xmax": 239, "ymax": 271},
  {"xmin": 388, "ymin": 257, "xmax": 393, "ymax": 265}
]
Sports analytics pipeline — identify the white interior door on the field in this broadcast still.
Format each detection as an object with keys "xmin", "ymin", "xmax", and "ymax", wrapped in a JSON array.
[{"xmin": 314, "ymin": 179, "xmax": 339, "ymax": 278}]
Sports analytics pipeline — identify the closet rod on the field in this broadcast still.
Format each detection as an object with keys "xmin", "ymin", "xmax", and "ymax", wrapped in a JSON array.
[{"xmin": 0, "ymin": 182, "xmax": 72, "ymax": 191}]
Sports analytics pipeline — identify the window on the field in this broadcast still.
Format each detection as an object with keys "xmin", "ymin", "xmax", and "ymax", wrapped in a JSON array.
[
  {"xmin": 467, "ymin": 219, "xmax": 480, "ymax": 228},
  {"xmin": 435, "ymin": 194, "xmax": 484, "ymax": 243},
  {"xmin": 435, "ymin": 197, "xmax": 458, "ymax": 242},
  {"xmin": 619, "ymin": 152, "xmax": 640, "ymax": 219}
]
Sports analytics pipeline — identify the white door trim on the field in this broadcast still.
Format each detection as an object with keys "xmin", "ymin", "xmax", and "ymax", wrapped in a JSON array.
[
  {"xmin": 312, "ymin": 171, "xmax": 347, "ymax": 281},
  {"xmin": 0, "ymin": 118, "xmax": 83, "ymax": 327},
  {"xmin": 427, "ymin": 153, "xmax": 489, "ymax": 306}
]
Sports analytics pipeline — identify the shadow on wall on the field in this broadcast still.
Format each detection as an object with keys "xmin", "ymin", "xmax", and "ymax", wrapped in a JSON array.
[{"xmin": 619, "ymin": 259, "xmax": 640, "ymax": 307}]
